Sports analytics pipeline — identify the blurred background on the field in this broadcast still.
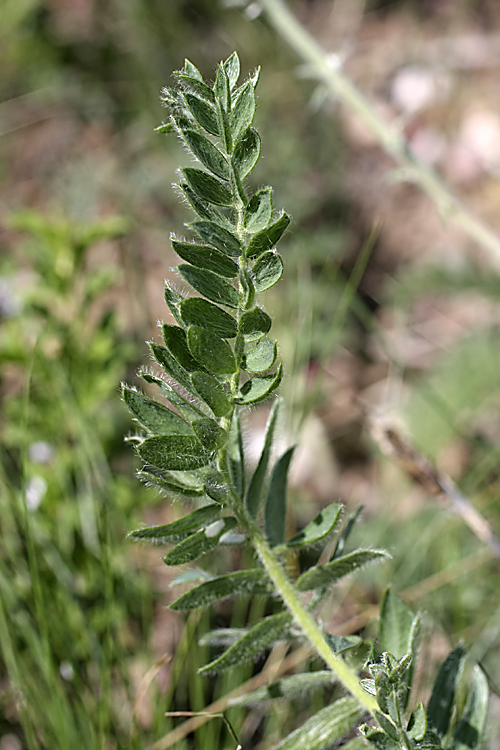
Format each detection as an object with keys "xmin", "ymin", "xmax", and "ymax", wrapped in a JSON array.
[{"xmin": 2, "ymin": 0, "xmax": 500, "ymax": 748}]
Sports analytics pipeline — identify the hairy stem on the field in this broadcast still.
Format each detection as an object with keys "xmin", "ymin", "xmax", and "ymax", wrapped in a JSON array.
[
  {"xmin": 228, "ymin": 489, "xmax": 379, "ymax": 717},
  {"xmin": 256, "ymin": 0, "xmax": 500, "ymax": 264}
]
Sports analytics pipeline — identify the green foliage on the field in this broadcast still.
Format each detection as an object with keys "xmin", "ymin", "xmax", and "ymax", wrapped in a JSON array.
[
  {"xmin": 124, "ymin": 53, "xmax": 490, "ymax": 750},
  {"xmin": 0, "ymin": 213, "xmax": 159, "ymax": 748}
]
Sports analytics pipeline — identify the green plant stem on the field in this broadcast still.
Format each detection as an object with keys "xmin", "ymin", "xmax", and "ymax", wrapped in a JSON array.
[
  {"xmin": 247, "ymin": 513, "xmax": 378, "ymax": 716},
  {"xmin": 255, "ymin": 0, "xmax": 500, "ymax": 264}
]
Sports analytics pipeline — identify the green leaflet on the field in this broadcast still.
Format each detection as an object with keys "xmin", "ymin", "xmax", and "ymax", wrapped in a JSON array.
[
  {"xmin": 252, "ymin": 251, "xmax": 283, "ymax": 292},
  {"xmin": 230, "ymin": 82, "xmax": 255, "ymax": 143},
  {"xmin": 180, "ymin": 297, "xmax": 238, "ymax": 338},
  {"xmin": 187, "ymin": 325, "xmax": 237, "ymax": 375},
  {"xmin": 139, "ymin": 371, "xmax": 204, "ymax": 420},
  {"xmin": 452, "ymin": 665, "xmax": 489, "ymax": 750},
  {"xmin": 277, "ymin": 503, "xmax": 343, "ymax": 550},
  {"xmin": 138, "ymin": 434, "xmax": 213, "ymax": 471},
  {"xmin": 244, "ymin": 188, "xmax": 273, "ymax": 233},
  {"xmin": 239, "ymin": 306, "xmax": 272, "ymax": 342},
  {"xmin": 214, "ymin": 63, "xmax": 230, "ymax": 112},
  {"xmin": 191, "ymin": 371, "xmax": 231, "ymax": 417},
  {"xmin": 235, "ymin": 364, "xmax": 283, "ymax": 405},
  {"xmin": 407, "ymin": 703, "xmax": 427, "ymax": 742},
  {"xmin": 273, "ymin": 697, "xmax": 364, "ymax": 750},
  {"xmin": 379, "ymin": 588, "xmax": 417, "ymax": 660},
  {"xmin": 172, "ymin": 72, "xmax": 215, "ymax": 104},
  {"xmin": 169, "ymin": 569, "xmax": 270, "ymax": 610},
  {"xmin": 122, "ymin": 386, "xmax": 193, "ymax": 436},
  {"xmin": 199, "ymin": 628, "xmax": 247, "ymax": 648},
  {"xmin": 190, "ymin": 220, "xmax": 242, "ymax": 257},
  {"xmin": 138, "ymin": 468, "xmax": 204, "ymax": 497},
  {"xmin": 183, "ymin": 93, "xmax": 219, "ymax": 136},
  {"xmin": 164, "ymin": 280, "xmax": 184, "ymax": 326},
  {"xmin": 177, "ymin": 264, "xmax": 240, "ymax": 308},
  {"xmin": 228, "ymin": 411, "xmax": 245, "ymax": 497},
  {"xmin": 181, "ymin": 168, "xmax": 233, "ymax": 207},
  {"xmin": 295, "ymin": 549, "xmax": 390, "ymax": 591},
  {"xmin": 164, "ymin": 516, "xmax": 238, "ymax": 565},
  {"xmin": 379, "ymin": 588, "xmax": 420, "ymax": 709},
  {"xmin": 162, "ymin": 324, "xmax": 201, "ymax": 373},
  {"xmin": 149, "ymin": 342, "xmax": 193, "ymax": 392},
  {"xmin": 128, "ymin": 504, "xmax": 221, "ymax": 544},
  {"xmin": 191, "ymin": 372, "xmax": 231, "ymax": 417},
  {"xmin": 203, "ymin": 469, "xmax": 230, "ymax": 503},
  {"xmin": 246, "ymin": 400, "xmax": 280, "ymax": 517},
  {"xmin": 246, "ymin": 211, "xmax": 291, "ymax": 257},
  {"xmin": 242, "ymin": 338, "xmax": 277, "ymax": 373},
  {"xmin": 427, "ymin": 646, "xmax": 466, "ymax": 737},
  {"xmin": 223, "ymin": 52, "xmax": 240, "ymax": 91},
  {"xmin": 179, "ymin": 129, "xmax": 230, "ymax": 180},
  {"xmin": 265, "ymin": 446, "xmax": 295, "ymax": 548},
  {"xmin": 325, "ymin": 634, "xmax": 362, "ymax": 655},
  {"xmin": 232, "ymin": 127, "xmax": 261, "ymax": 179},
  {"xmin": 172, "ymin": 240, "xmax": 239, "ymax": 279},
  {"xmin": 192, "ymin": 417, "xmax": 227, "ymax": 451},
  {"xmin": 198, "ymin": 611, "xmax": 293, "ymax": 674},
  {"xmin": 182, "ymin": 58, "xmax": 203, "ymax": 81},
  {"xmin": 179, "ymin": 183, "xmax": 233, "ymax": 230},
  {"xmin": 359, "ymin": 726, "xmax": 400, "ymax": 749},
  {"xmin": 229, "ymin": 671, "xmax": 337, "ymax": 707}
]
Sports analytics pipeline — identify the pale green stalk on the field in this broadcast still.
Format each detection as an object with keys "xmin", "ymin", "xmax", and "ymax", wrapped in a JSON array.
[{"xmin": 256, "ymin": 0, "xmax": 500, "ymax": 264}]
